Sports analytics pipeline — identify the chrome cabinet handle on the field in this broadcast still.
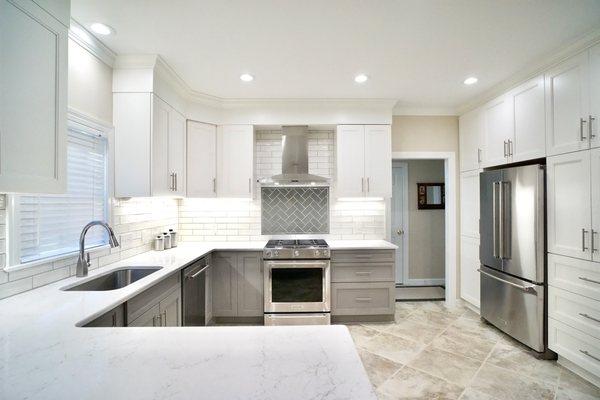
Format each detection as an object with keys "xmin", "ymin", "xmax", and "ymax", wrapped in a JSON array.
[
  {"xmin": 579, "ymin": 313, "xmax": 600, "ymax": 324},
  {"xmin": 112, "ymin": 312, "xmax": 117, "ymax": 327},
  {"xmin": 248, "ymin": 178, "xmax": 251, "ymax": 193},
  {"xmin": 361, "ymin": 177, "xmax": 365, "ymax": 192},
  {"xmin": 582, "ymin": 229, "xmax": 589, "ymax": 252},
  {"xmin": 355, "ymin": 271, "xmax": 372, "ymax": 276},
  {"xmin": 478, "ymin": 269, "xmax": 537, "ymax": 294},
  {"xmin": 579, "ymin": 276, "xmax": 600, "ymax": 285},
  {"xmin": 169, "ymin": 173, "xmax": 174, "ymax": 191},
  {"xmin": 580, "ymin": 349, "xmax": 600, "ymax": 363},
  {"xmin": 156, "ymin": 313, "xmax": 162, "ymax": 327},
  {"xmin": 503, "ymin": 141, "xmax": 507, "ymax": 158},
  {"xmin": 174, "ymin": 172, "xmax": 178, "ymax": 191},
  {"xmin": 355, "ymin": 297, "xmax": 372, "ymax": 302},
  {"xmin": 213, "ymin": 177, "xmax": 216, "ymax": 193},
  {"xmin": 580, "ymin": 118, "xmax": 588, "ymax": 141},
  {"xmin": 367, "ymin": 177, "xmax": 370, "ymax": 192},
  {"xmin": 152, "ymin": 315, "xmax": 157, "ymax": 327},
  {"xmin": 509, "ymin": 139, "xmax": 513, "ymax": 157},
  {"xmin": 477, "ymin": 148, "xmax": 482, "ymax": 163},
  {"xmin": 187, "ymin": 265, "xmax": 209, "ymax": 279},
  {"xmin": 396, "ymin": 228, "xmax": 404, "ymax": 235},
  {"xmin": 592, "ymin": 230, "xmax": 598, "ymax": 253},
  {"xmin": 162, "ymin": 311, "xmax": 167, "ymax": 326},
  {"xmin": 590, "ymin": 115, "xmax": 596, "ymax": 139}
]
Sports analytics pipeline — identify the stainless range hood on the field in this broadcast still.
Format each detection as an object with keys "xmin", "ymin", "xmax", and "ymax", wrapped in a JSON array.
[{"xmin": 260, "ymin": 125, "xmax": 329, "ymax": 186}]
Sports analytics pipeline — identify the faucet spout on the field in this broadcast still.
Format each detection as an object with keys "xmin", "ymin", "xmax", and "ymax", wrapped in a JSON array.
[{"xmin": 76, "ymin": 221, "xmax": 120, "ymax": 277}]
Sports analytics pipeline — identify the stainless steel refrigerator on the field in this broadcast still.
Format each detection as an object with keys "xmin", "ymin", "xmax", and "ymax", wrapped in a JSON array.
[{"xmin": 479, "ymin": 164, "xmax": 551, "ymax": 355}]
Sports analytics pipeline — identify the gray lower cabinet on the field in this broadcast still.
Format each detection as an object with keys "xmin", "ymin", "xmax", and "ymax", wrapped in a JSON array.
[
  {"xmin": 84, "ymin": 305, "xmax": 125, "ymax": 327},
  {"xmin": 128, "ymin": 304, "xmax": 160, "ymax": 327},
  {"xmin": 126, "ymin": 273, "xmax": 182, "ymax": 327},
  {"xmin": 212, "ymin": 251, "xmax": 263, "ymax": 318}
]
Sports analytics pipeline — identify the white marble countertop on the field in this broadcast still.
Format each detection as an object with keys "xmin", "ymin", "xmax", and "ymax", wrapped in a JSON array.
[
  {"xmin": 0, "ymin": 240, "xmax": 389, "ymax": 400},
  {"xmin": 328, "ymin": 239, "xmax": 398, "ymax": 250}
]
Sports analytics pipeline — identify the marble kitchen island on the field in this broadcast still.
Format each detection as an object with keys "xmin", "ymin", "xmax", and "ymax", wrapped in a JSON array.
[{"xmin": 0, "ymin": 242, "xmax": 382, "ymax": 400}]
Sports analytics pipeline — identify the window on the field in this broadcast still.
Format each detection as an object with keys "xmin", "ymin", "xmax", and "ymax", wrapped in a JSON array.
[{"xmin": 9, "ymin": 117, "xmax": 109, "ymax": 265}]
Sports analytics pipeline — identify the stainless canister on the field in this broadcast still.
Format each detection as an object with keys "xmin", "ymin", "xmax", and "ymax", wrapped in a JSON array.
[
  {"xmin": 163, "ymin": 232, "xmax": 172, "ymax": 249},
  {"xmin": 169, "ymin": 229, "xmax": 177, "ymax": 247},
  {"xmin": 154, "ymin": 235, "xmax": 165, "ymax": 251}
]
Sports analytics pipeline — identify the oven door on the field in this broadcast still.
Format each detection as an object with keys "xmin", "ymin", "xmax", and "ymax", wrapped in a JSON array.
[{"xmin": 264, "ymin": 260, "xmax": 330, "ymax": 313}]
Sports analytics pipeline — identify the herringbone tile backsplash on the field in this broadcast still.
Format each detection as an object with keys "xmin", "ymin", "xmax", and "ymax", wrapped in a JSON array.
[{"xmin": 261, "ymin": 187, "xmax": 329, "ymax": 234}]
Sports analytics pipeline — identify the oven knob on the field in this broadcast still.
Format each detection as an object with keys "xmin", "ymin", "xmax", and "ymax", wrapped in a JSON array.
[
  {"xmin": 294, "ymin": 250, "xmax": 300, "ymax": 257},
  {"xmin": 323, "ymin": 250, "xmax": 329, "ymax": 257},
  {"xmin": 265, "ymin": 250, "xmax": 272, "ymax": 258},
  {"xmin": 274, "ymin": 250, "xmax": 279, "ymax": 257},
  {"xmin": 315, "ymin": 250, "xmax": 320, "ymax": 257}
]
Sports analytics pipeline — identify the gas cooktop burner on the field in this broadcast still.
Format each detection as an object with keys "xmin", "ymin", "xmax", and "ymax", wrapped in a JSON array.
[{"xmin": 264, "ymin": 239, "xmax": 329, "ymax": 259}]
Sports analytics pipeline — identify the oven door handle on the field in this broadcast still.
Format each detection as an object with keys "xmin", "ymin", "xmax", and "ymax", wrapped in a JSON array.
[{"xmin": 264, "ymin": 260, "xmax": 329, "ymax": 268}]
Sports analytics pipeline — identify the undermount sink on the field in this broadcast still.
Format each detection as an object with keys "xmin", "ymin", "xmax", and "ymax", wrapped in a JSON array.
[{"xmin": 62, "ymin": 267, "xmax": 162, "ymax": 291}]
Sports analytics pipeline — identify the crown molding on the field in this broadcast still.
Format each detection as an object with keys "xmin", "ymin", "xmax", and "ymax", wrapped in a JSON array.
[
  {"xmin": 457, "ymin": 26, "xmax": 600, "ymax": 115},
  {"xmin": 393, "ymin": 103, "xmax": 458, "ymax": 116},
  {"xmin": 69, "ymin": 19, "xmax": 117, "ymax": 67}
]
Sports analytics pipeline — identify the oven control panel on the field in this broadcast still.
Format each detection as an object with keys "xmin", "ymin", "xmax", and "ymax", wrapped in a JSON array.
[{"xmin": 263, "ymin": 248, "xmax": 330, "ymax": 260}]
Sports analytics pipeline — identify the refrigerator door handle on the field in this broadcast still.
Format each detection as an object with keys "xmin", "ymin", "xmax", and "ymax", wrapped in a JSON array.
[
  {"xmin": 478, "ymin": 269, "xmax": 537, "ymax": 294},
  {"xmin": 492, "ymin": 181, "xmax": 499, "ymax": 258},
  {"xmin": 501, "ymin": 181, "xmax": 511, "ymax": 260},
  {"xmin": 498, "ymin": 181, "xmax": 504, "ymax": 259}
]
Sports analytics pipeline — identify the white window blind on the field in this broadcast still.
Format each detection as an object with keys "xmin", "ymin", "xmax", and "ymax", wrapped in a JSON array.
[{"xmin": 14, "ymin": 123, "xmax": 108, "ymax": 264}]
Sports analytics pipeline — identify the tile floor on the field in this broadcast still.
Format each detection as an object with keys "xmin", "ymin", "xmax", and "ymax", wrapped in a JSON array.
[{"xmin": 344, "ymin": 301, "xmax": 600, "ymax": 400}]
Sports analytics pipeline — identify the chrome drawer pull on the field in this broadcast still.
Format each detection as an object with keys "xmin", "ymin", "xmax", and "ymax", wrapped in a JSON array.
[
  {"xmin": 580, "ymin": 349, "xmax": 600, "ymax": 363},
  {"xmin": 579, "ymin": 276, "xmax": 600, "ymax": 285},
  {"xmin": 355, "ymin": 271, "xmax": 372, "ymax": 276},
  {"xmin": 355, "ymin": 297, "xmax": 372, "ymax": 302},
  {"xmin": 579, "ymin": 313, "xmax": 600, "ymax": 324},
  {"xmin": 354, "ymin": 255, "xmax": 373, "ymax": 259},
  {"xmin": 477, "ymin": 269, "xmax": 537, "ymax": 294}
]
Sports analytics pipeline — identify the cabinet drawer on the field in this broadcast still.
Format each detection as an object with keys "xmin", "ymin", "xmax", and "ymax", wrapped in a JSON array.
[
  {"xmin": 549, "ymin": 318, "xmax": 600, "ymax": 378},
  {"xmin": 331, "ymin": 250, "xmax": 394, "ymax": 263},
  {"xmin": 548, "ymin": 254, "xmax": 600, "ymax": 302},
  {"xmin": 332, "ymin": 282, "xmax": 395, "ymax": 316},
  {"xmin": 127, "ymin": 273, "xmax": 180, "ymax": 322},
  {"xmin": 549, "ymin": 286, "xmax": 600, "ymax": 340},
  {"xmin": 332, "ymin": 262, "xmax": 394, "ymax": 283}
]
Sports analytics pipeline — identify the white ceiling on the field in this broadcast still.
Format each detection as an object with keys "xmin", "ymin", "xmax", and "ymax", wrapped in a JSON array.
[{"xmin": 72, "ymin": 0, "xmax": 600, "ymax": 109}]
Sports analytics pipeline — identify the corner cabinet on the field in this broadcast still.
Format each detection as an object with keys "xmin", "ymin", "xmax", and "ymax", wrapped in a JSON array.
[
  {"xmin": 114, "ymin": 94, "xmax": 186, "ymax": 197},
  {"xmin": 336, "ymin": 125, "xmax": 392, "ymax": 198},
  {"xmin": 216, "ymin": 125, "xmax": 254, "ymax": 198},
  {"xmin": 0, "ymin": 0, "xmax": 69, "ymax": 194}
]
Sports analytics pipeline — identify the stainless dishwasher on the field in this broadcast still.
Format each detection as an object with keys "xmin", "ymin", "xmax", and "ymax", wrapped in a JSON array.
[{"xmin": 182, "ymin": 256, "xmax": 210, "ymax": 326}]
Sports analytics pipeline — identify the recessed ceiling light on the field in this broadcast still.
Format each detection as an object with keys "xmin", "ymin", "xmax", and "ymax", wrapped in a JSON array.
[
  {"xmin": 354, "ymin": 74, "xmax": 368, "ymax": 83},
  {"xmin": 463, "ymin": 77, "xmax": 478, "ymax": 85},
  {"xmin": 240, "ymin": 73, "xmax": 254, "ymax": 82},
  {"xmin": 90, "ymin": 23, "xmax": 114, "ymax": 36}
]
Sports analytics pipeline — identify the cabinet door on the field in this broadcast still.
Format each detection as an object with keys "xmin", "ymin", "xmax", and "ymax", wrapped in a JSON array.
[
  {"xmin": 547, "ymin": 151, "xmax": 592, "ymax": 260},
  {"xmin": 187, "ymin": 121, "xmax": 217, "ymax": 197},
  {"xmin": 168, "ymin": 109, "xmax": 186, "ymax": 196},
  {"xmin": 592, "ymin": 148, "xmax": 600, "ymax": 262},
  {"xmin": 151, "ymin": 95, "xmax": 171, "ymax": 196},
  {"xmin": 85, "ymin": 305, "xmax": 125, "ymax": 327},
  {"xmin": 590, "ymin": 44, "xmax": 600, "ymax": 149},
  {"xmin": 460, "ymin": 170, "xmax": 480, "ymax": 239},
  {"xmin": 336, "ymin": 125, "xmax": 366, "ymax": 197},
  {"xmin": 128, "ymin": 303, "xmax": 160, "ymax": 327},
  {"xmin": 212, "ymin": 252, "xmax": 238, "ymax": 316},
  {"xmin": 511, "ymin": 76, "xmax": 546, "ymax": 162},
  {"xmin": 459, "ymin": 108, "xmax": 484, "ymax": 172},
  {"xmin": 236, "ymin": 252, "xmax": 263, "ymax": 317},
  {"xmin": 545, "ymin": 52, "xmax": 590, "ymax": 156},
  {"xmin": 483, "ymin": 95, "xmax": 514, "ymax": 167},
  {"xmin": 217, "ymin": 125, "xmax": 254, "ymax": 198},
  {"xmin": 460, "ymin": 235, "xmax": 480, "ymax": 308},
  {"xmin": 160, "ymin": 288, "xmax": 182, "ymax": 327},
  {"xmin": 364, "ymin": 125, "xmax": 392, "ymax": 198},
  {"xmin": 0, "ymin": 0, "xmax": 67, "ymax": 194}
]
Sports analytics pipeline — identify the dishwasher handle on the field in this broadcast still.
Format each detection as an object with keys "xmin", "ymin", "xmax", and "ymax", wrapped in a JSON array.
[{"xmin": 186, "ymin": 264, "xmax": 209, "ymax": 280}]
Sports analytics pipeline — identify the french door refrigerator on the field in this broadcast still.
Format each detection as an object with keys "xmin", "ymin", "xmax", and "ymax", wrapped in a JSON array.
[{"xmin": 479, "ymin": 164, "xmax": 551, "ymax": 355}]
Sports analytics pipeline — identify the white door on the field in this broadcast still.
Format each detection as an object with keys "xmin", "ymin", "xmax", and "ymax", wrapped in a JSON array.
[
  {"xmin": 0, "ymin": 0, "xmax": 67, "ymax": 194},
  {"xmin": 511, "ymin": 76, "xmax": 546, "ymax": 162},
  {"xmin": 460, "ymin": 170, "xmax": 480, "ymax": 239},
  {"xmin": 590, "ymin": 43, "xmax": 600, "ymax": 149},
  {"xmin": 545, "ymin": 52, "xmax": 590, "ymax": 156},
  {"xmin": 187, "ymin": 121, "xmax": 217, "ymax": 197},
  {"xmin": 591, "ymin": 148, "xmax": 600, "ymax": 262},
  {"xmin": 217, "ymin": 125, "xmax": 254, "ymax": 198},
  {"xmin": 547, "ymin": 151, "xmax": 592, "ymax": 260},
  {"xmin": 151, "ymin": 95, "xmax": 171, "ymax": 196},
  {"xmin": 168, "ymin": 109, "xmax": 186, "ymax": 196},
  {"xmin": 364, "ymin": 125, "xmax": 392, "ymax": 198},
  {"xmin": 391, "ymin": 163, "xmax": 408, "ymax": 284},
  {"xmin": 336, "ymin": 125, "xmax": 366, "ymax": 197},
  {"xmin": 459, "ymin": 108, "xmax": 483, "ymax": 172},
  {"xmin": 483, "ymin": 95, "xmax": 514, "ymax": 167}
]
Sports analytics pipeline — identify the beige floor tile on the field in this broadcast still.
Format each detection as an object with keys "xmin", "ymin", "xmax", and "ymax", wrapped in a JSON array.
[
  {"xmin": 556, "ymin": 368, "xmax": 600, "ymax": 400},
  {"xmin": 417, "ymin": 301, "xmax": 467, "ymax": 316},
  {"xmin": 347, "ymin": 324, "xmax": 380, "ymax": 347},
  {"xmin": 395, "ymin": 301, "xmax": 421, "ymax": 312},
  {"xmin": 430, "ymin": 327, "xmax": 496, "ymax": 361},
  {"xmin": 460, "ymin": 308, "xmax": 481, "ymax": 321},
  {"xmin": 360, "ymin": 331, "xmax": 425, "ymax": 364},
  {"xmin": 486, "ymin": 340, "xmax": 561, "ymax": 385},
  {"xmin": 362, "ymin": 321, "xmax": 395, "ymax": 333},
  {"xmin": 408, "ymin": 308, "xmax": 459, "ymax": 328},
  {"xmin": 470, "ymin": 363, "xmax": 555, "ymax": 400},
  {"xmin": 458, "ymin": 388, "xmax": 501, "ymax": 400},
  {"xmin": 357, "ymin": 348, "xmax": 403, "ymax": 388},
  {"xmin": 450, "ymin": 317, "xmax": 505, "ymax": 342},
  {"xmin": 377, "ymin": 366, "xmax": 464, "ymax": 400},
  {"xmin": 385, "ymin": 318, "xmax": 445, "ymax": 345},
  {"xmin": 394, "ymin": 307, "xmax": 414, "ymax": 320},
  {"xmin": 409, "ymin": 347, "xmax": 483, "ymax": 387}
]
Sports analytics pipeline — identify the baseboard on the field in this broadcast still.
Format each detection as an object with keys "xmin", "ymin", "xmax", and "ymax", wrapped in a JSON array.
[
  {"xmin": 460, "ymin": 294, "xmax": 481, "ymax": 309},
  {"xmin": 213, "ymin": 316, "xmax": 263, "ymax": 325},
  {"xmin": 400, "ymin": 278, "xmax": 445, "ymax": 286},
  {"xmin": 332, "ymin": 315, "xmax": 395, "ymax": 323},
  {"xmin": 558, "ymin": 356, "xmax": 600, "ymax": 388}
]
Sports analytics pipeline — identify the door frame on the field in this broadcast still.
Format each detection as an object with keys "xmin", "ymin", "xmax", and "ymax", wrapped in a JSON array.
[
  {"xmin": 391, "ymin": 161, "xmax": 409, "ymax": 284},
  {"xmin": 387, "ymin": 151, "xmax": 458, "ymax": 307}
]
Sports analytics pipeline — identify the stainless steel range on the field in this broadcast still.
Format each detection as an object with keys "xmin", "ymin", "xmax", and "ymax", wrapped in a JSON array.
[{"xmin": 263, "ymin": 239, "xmax": 331, "ymax": 326}]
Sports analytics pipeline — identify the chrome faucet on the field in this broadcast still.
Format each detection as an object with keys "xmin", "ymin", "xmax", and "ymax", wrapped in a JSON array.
[{"xmin": 76, "ymin": 221, "xmax": 120, "ymax": 277}]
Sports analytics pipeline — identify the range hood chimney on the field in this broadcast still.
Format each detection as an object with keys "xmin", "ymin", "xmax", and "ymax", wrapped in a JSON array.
[{"xmin": 261, "ymin": 126, "xmax": 329, "ymax": 186}]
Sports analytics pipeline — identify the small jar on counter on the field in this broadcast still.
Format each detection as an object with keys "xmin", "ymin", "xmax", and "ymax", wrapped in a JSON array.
[
  {"xmin": 163, "ymin": 232, "xmax": 172, "ymax": 249},
  {"xmin": 169, "ymin": 228, "xmax": 178, "ymax": 247},
  {"xmin": 154, "ymin": 235, "xmax": 165, "ymax": 251}
]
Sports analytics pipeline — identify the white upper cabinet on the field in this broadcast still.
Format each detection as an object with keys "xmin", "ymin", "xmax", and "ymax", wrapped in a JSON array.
[
  {"xmin": 364, "ymin": 125, "xmax": 392, "ymax": 198},
  {"xmin": 187, "ymin": 121, "xmax": 217, "ymax": 197},
  {"xmin": 0, "ymin": 0, "xmax": 68, "ymax": 194},
  {"xmin": 547, "ymin": 151, "xmax": 592, "ymax": 260},
  {"xmin": 460, "ymin": 170, "xmax": 480, "ymax": 239},
  {"xmin": 459, "ymin": 108, "xmax": 484, "ymax": 172},
  {"xmin": 510, "ymin": 75, "xmax": 546, "ymax": 162},
  {"xmin": 590, "ymin": 43, "xmax": 600, "ymax": 149},
  {"xmin": 114, "ymin": 94, "xmax": 186, "ymax": 197},
  {"xmin": 545, "ymin": 52, "xmax": 590, "ymax": 156},
  {"xmin": 483, "ymin": 94, "xmax": 514, "ymax": 167},
  {"xmin": 336, "ymin": 125, "xmax": 391, "ymax": 198},
  {"xmin": 216, "ymin": 125, "xmax": 254, "ymax": 198},
  {"xmin": 592, "ymin": 148, "xmax": 600, "ymax": 262}
]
